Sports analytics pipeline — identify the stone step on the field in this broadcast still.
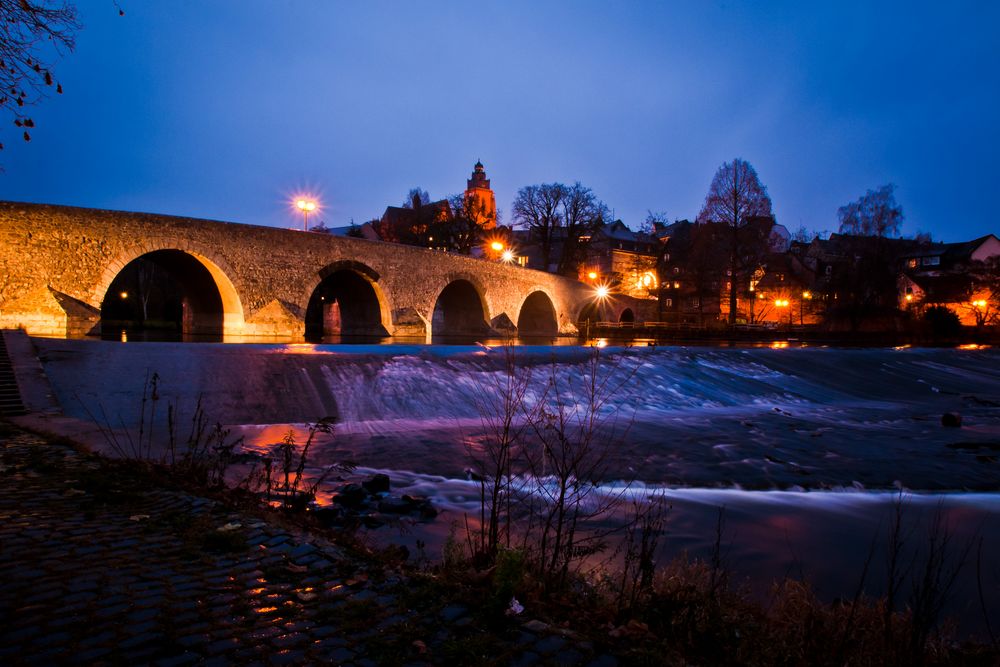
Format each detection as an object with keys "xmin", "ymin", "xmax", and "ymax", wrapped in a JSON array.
[{"xmin": 0, "ymin": 332, "xmax": 27, "ymax": 416}]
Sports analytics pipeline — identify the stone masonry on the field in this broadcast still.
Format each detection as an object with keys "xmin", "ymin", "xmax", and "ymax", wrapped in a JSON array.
[{"xmin": 0, "ymin": 202, "xmax": 632, "ymax": 339}]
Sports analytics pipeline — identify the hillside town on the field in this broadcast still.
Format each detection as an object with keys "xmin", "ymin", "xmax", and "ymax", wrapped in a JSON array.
[{"xmin": 327, "ymin": 161, "xmax": 1000, "ymax": 335}]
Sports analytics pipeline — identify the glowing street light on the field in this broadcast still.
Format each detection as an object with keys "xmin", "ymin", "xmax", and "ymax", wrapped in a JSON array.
[
  {"xmin": 501, "ymin": 249, "xmax": 514, "ymax": 263},
  {"xmin": 587, "ymin": 271, "xmax": 598, "ymax": 281},
  {"xmin": 296, "ymin": 198, "xmax": 318, "ymax": 231},
  {"xmin": 972, "ymin": 299, "xmax": 987, "ymax": 308},
  {"xmin": 490, "ymin": 241, "xmax": 504, "ymax": 252},
  {"xmin": 774, "ymin": 298, "xmax": 792, "ymax": 327},
  {"xmin": 595, "ymin": 285, "xmax": 610, "ymax": 300},
  {"xmin": 119, "ymin": 291, "xmax": 128, "ymax": 299}
]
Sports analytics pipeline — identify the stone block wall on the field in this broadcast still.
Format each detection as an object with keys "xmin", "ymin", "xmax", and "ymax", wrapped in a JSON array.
[{"xmin": 0, "ymin": 202, "xmax": 604, "ymax": 338}]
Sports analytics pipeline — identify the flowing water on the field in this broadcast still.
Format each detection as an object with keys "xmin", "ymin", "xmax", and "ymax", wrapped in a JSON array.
[{"xmin": 35, "ymin": 338, "xmax": 1000, "ymax": 635}]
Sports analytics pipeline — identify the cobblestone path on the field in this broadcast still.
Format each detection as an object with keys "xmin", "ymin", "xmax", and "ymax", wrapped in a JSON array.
[{"xmin": 0, "ymin": 428, "xmax": 618, "ymax": 666}]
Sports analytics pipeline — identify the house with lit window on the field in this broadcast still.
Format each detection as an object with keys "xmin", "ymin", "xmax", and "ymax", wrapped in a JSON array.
[
  {"xmin": 652, "ymin": 220, "xmax": 724, "ymax": 324},
  {"xmin": 898, "ymin": 234, "xmax": 1000, "ymax": 325},
  {"xmin": 579, "ymin": 220, "xmax": 660, "ymax": 299}
]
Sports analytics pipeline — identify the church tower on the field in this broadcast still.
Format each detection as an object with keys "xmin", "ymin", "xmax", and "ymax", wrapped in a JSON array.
[{"xmin": 463, "ymin": 160, "xmax": 497, "ymax": 230}]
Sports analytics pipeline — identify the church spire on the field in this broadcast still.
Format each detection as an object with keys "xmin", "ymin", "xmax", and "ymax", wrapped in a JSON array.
[{"xmin": 464, "ymin": 160, "xmax": 497, "ymax": 230}]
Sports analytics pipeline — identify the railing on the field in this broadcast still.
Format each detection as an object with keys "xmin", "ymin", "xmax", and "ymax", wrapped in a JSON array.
[{"xmin": 588, "ymin": 321, "xmax": 708, "ymax": 331}]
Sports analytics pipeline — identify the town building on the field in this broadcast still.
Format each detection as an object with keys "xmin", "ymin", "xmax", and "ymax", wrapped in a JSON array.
[
  {"xmin": 898, "ymin": 234, "xmax": 1000, "ymax": 325},
  {"xmin": 579, "ymin": 220, "xmax": 659, "ymax": 299},
  {"xmin": 464, "ymin": 160, "xmax": 497, "ymax": 231}
]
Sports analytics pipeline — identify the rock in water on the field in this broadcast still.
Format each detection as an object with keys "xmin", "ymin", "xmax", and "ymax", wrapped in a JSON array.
[
  {"xmin": 942, "ymin": 412, "xmax": 963, "ymax": 427},
  {"xmin": 332, "ymin": 483, "xmax": 368, "ymax": 508},
  {"xmin": 377, "ymin": 498, "xmax": 413, "ymax": 514},
  {"xmin": 362, "ymin": 473, "xmax": 391, "ymax": 495}
]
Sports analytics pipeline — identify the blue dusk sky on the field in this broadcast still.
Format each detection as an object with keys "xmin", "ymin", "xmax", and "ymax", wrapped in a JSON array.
[{"xmin": 1, "ymin": 1, "xmax": 998, "ymax": 242}]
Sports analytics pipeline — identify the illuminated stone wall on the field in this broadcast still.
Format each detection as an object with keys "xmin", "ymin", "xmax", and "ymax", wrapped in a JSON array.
[{"xmin": 0, "ymin": 201, "xmax": 611, "ymax": 338}]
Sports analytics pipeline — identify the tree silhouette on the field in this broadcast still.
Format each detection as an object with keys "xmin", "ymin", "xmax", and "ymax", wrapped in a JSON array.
[
  {"xmin": 0, "ymin": 1, "xmax": 81, "ymax": 153},
  {"xmin": 558, "ymin": 182, "xmax": 608, "ymax": 276},
  {"xmin": 402, "ymin": 187, "xmax": 430, "ymax": 209},
  {"xmin": 512, "ymin": 183, "xmax": 566, "ymax": 272},
  {"xmin": 838, "ymin": 184, "xmax": 903, "ymax": 237},
  {"xmin": 697, "ymin": 158, "xmax": 774, "ymax": 324}
]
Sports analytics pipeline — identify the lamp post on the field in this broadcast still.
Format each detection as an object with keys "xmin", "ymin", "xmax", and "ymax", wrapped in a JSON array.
[
  {"xmin": 296, "ymin": 199, "xmax": 317, "ymax": 231},
  {"xmin": 774, "ymin": 298, "xmax": 791, "ymax": 328}
]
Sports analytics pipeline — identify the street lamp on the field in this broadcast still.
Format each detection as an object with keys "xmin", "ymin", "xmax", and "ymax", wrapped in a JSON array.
[
  {"xmin": 296, "ymin": 198, "xmax": 317, "ymax": 231},
  {"xmin": 774, "ymin": 298, "xmax": 791, "ymax": 327},
  {"xmin": 501, "ymin": 249, "xmax": 515, "ymax": 263}
]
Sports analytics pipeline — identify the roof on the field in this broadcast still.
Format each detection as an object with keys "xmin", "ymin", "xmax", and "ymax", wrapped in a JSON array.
[
  {"xmin": 594, "ymin": 220, "xmax": 658, "ymax": 244},
  {"xmin": 380, "ymin": 200, "xmax": 451, "ymax": 227}
]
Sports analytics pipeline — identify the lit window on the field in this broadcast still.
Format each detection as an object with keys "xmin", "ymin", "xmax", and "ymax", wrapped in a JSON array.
[
  {"xmin": 922, "ymin": 256, "xmax": 940, "ymax": 266},
  {"xmin": 673, "ymin": 267, "xmax": 680, "ymax": 274},
  {"xmin": 907, "ymin": 259, "xmax": 918, "ymax": 268},
  {"xmin": 665, "ymin": 298, "xmax": 673, "ymax": 307}
]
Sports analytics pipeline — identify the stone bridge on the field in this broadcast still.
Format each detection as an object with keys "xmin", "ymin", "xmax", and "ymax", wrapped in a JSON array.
[{"xmin": 0, "ymin": 202, "xmax": 629, "ymax": 340}]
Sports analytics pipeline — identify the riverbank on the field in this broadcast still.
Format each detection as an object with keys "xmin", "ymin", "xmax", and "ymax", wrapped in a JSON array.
[
  {"xmin": 4, "ymin": 423, "xmax": 999, "ymax": 665},
  {"xmin": 0, "ymin": 424, "xmax": 619, "ymax": 666}
]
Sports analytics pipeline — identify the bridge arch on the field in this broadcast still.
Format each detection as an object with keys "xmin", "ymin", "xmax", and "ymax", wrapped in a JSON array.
[
  {"xmin": 304, "ymin": 260, "xmax": 391, "ymax": 340},
  {"xmin": 619, "ymin": 308, "xmax": 635, "ymax": 323},
  {"xmin": 516, "ymin": 289, "xmax": 558, "ymax": 336},
  {"xmin": 95, "ymin": 243, "xmax": 245, "ymax": 337},
  {"xmin": 431, "ymin": 275, "xmax": 492, "ymax": 338}
]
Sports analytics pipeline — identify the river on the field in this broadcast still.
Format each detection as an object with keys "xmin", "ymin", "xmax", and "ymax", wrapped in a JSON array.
[{"xmin": 34, "ymin": 338, "xmax": 1000, "ymax": 636}]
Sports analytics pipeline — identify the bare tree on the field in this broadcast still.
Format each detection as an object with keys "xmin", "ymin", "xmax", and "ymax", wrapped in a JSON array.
[
  {"xmin": 697, "ymin": 158, "xmax": 774, "ymax": 324},
  {"xmin": 790, "ymin": 225, "xmax": 813, "ymax": 243},
  {"xmin": 558, "ymin": 182, "xmax": 608, "ymax": 276},
  {"xmin": 968, "ymin": 256, "xmax": 1000, "ymax": 326},
  {"xmin": 402, "ymin": 187, "xmax": 430, "ymax": 209},
  {"xmin": 522, "ymin": 349, "xmax": 636, "ymax": 590},
  {"xmin": 639, "ymin": 210, "xmax": 670, "ymax": 235},
  {"xmin": 0, "ymin": 1, "xmax": 81, "ymax": 153},
  {"xmin": 447, "ymin": 191, "xmax": 498, "ymax": 254},
  {"xmin": 467, "ymin": 341, "xmax": 533, "ymax": 565},
  {"xmin": 512, "ymin": 183, "xmax": 565, "ymax": 272},
  {"xmin": 838, "ymin": 184, "xmax": 903, "ymax": 238}
]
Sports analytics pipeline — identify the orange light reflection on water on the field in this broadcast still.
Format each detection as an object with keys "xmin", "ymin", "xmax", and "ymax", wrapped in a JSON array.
[{"xmin": 273, "ymin": 343, "xmax": 333, "ymax": 355}]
